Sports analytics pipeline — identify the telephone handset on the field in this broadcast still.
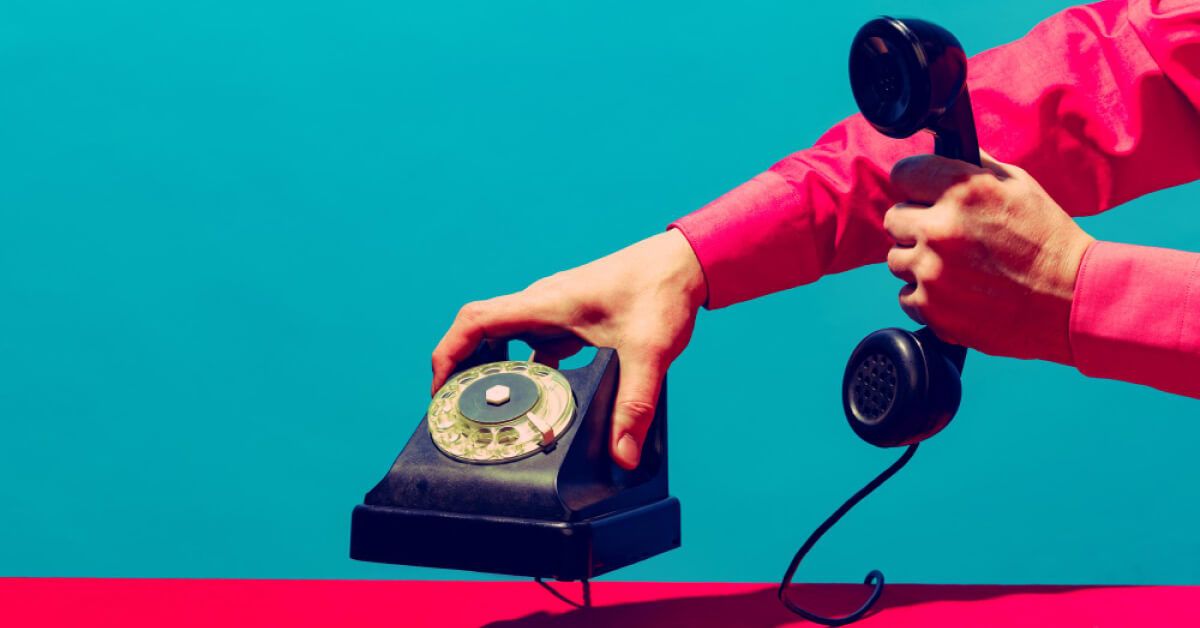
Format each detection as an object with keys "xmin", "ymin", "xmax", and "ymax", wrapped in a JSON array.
[
  {"xmin": 777, "ymin": 17, "xmax": 980, "ymax": 625},
  {"xmin": 844, "ymin": 16, "xmax": 979, "ymax": 448}
]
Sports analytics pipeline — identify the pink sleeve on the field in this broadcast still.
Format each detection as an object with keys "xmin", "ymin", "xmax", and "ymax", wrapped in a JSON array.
[
  {"xmin": 1071, "ymin": 242, "xmax": 1200, "ymax": 397},
  {"xmin": 671, "ymin": 0, "xmax": 1200, "ymax": 309}
]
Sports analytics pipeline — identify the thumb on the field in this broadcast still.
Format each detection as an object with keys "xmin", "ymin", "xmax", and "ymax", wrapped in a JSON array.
[
  {"xmin": 609, "ymin": 352, "xmax": 665, "ymax": 470},
  {"xmin": 977, "ymin": 148, "xmax": 1012, "ymax": 179}
]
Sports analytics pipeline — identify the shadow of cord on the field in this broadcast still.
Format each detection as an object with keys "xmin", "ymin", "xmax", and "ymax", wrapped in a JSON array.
[{"xmin": 481, "ymin": 584, "xmax": 1089, "ymax": 628}]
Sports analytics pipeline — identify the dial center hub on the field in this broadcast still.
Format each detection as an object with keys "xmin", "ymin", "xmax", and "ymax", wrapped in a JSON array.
[{"xmin": 458, "ymin": 373, "xmax": 539, "ymax": 424}]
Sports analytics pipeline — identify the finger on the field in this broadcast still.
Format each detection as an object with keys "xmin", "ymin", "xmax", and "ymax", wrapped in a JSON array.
[
  {"xmin": 883, "ymin": 202, "xmax": 929, "ymax": 246},
  {"xmin": 527, "ymin": 335, "xmax": 587, "ymax": 369},
  {"xmin": 886, "ymin": 245, "xmax": 919, "ymax": 284},
  {"xmin": 609, "ymin": 351, "xmax": 666, "ymax": 470},
  {"xmin": 897, "ymin": 283, "xmax": 926, "ymax": 326},
  {"xmin": 431, "ymin": 294, "xmax": 564, "ymax": 395},
  {"xmin": 890, "ymin": 154, "xmax": 989, "ymax": 204}
]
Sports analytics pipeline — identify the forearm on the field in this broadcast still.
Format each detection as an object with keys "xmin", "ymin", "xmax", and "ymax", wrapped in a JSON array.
[
  {"xmin": 671, "ymin": 121, "xmax": 913, "ymax": 308},
  {"xmin": 675, "ymin": 0, "xmax": 1200, "ymax": 309},
  {"xmin": 1070, "ymin": 241, "xmax": 1200, "ymax": 398}
]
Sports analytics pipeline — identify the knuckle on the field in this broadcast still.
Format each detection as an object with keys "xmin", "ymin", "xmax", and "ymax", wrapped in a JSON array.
[
  {"xmin": 616, "ymin": 399, "xmax": 657, "ymax": 424},
  {"xmin": 961, "ymin": 174, "xmax": 1001, "ymax": 204},
  {"xmin": 525, "ymin": 277, "xmax": 551, "ymax": 292},
  {"xmin": 901, "ymin": 287, "xmax": 928, "ymax": 309},
  {"xmin": 883, "ymin": 207, "xmax": 897, "ymax": 232},
  {"xmin": 923, "ymin": 216, "xmax": 957, "ymax": 241},
  {"xmin": 456, "ymin": 300, "xmax": 487, "ymax": 321},
  {"xmin": 526, "ymin": 271, "xmax": 564, "ymax": 292},
  {"xmin": 919, "ymin": 255, "xmax": 945, "ymax": 283}
]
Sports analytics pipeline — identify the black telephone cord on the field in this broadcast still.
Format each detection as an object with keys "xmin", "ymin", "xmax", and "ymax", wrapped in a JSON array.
[
  {"xmin": 534, "ymin": 577, "xmax": 591, "ymax": 609},
  {"xmin": 777, "ymin": 443, "xmax": 919, "ymax": 626}
]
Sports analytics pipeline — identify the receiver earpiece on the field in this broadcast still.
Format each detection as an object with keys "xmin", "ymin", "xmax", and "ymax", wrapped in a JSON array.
[
  {"xmin": 850, "ymin": 16, "xmax": 979, "ymax": 166},
  {"xmin": 842, "ymin": 16, "xmax": 979, "ymax": 447}
]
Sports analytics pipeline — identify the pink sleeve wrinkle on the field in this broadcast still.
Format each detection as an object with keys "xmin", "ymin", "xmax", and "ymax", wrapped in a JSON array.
[
  {"xmin": 672, "ymin": 0, "xmax": 1200, "ymax": 309},
  {"xmin": 669, "ymin": 171, "xmax": 816, "ymax": 309},
  {"xmin": 1071, "ymin": 241, "xmax": 1200, "ymax": 398}
]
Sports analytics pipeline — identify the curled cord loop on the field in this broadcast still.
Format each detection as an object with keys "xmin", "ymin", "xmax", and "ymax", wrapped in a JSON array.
[{"xmin": 777, "ymin": 443, "xmax": 919, "ymax": 626}]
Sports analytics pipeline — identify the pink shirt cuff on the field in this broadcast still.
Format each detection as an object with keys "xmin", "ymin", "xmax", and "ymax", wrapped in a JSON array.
[
  {"xmin": 669, "ymin": 171, "xmax": 820, "ymax": 309},
  {"xmin": 1070, "ymin": 240, "xmax": 1200, "ymax": 397}
]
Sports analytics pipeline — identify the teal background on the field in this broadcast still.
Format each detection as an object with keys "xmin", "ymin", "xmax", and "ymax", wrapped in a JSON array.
[{"xmin": 2, "ymin": 0, "xmax": 1198, "ymax": 584}]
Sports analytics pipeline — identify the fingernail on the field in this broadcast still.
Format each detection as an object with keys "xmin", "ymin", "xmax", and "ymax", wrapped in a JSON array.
[{"xmin": 616, "ymin": 433, "xmax": 640, "ymax": 467}]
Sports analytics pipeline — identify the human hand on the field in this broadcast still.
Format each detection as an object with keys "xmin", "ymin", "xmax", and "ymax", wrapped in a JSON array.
[
  {"xmin": 884, "ymin": 152, "xmax": 1095, "ymax": 364},
  {"xmin": 431, "ymin": 229, "xmax": 707, "ymax": 469}
]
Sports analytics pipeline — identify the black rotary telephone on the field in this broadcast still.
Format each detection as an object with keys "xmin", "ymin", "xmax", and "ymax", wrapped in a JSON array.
[
  {"xmin": 350, "ymin": 339, "xmax": 681, "ymax": 602},
  {"xmin": 777, "ymin": 16, "xmax": 981, "ymax": 625}
]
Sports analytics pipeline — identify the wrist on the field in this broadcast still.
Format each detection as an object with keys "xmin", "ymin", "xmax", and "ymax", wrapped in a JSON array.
[
  {"xmin": 662, "ymin": 228, "xmax": 708, "ymax": 310},
  {"xmin": 1040, "ymin": 230, "xmax": 1095, "ymax": 364}
]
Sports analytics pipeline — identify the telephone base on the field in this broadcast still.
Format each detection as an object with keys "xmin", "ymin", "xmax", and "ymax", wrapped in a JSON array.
[{"xmin": 350, "ymin": 497, "xmax": 681, "ymax": 581}]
